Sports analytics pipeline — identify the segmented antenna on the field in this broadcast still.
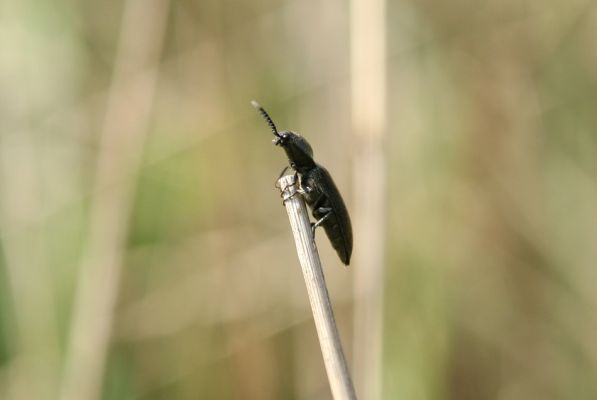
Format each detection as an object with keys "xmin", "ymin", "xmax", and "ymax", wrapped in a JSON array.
[{"xmin": 251, "ymin": 100, "xmax": 280, "ymax": 137}]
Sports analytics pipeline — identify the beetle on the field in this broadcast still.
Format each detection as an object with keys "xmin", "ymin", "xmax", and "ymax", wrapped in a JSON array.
[{"xmin": 251, "ymin": 100, "xmax": 353, "ymax": 265}]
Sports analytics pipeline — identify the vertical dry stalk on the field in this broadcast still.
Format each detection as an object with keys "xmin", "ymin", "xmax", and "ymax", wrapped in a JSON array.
[
  {"xmin": 350, "ymin": 0, "xmax": 387, "ymax": 399},
  {"xmin": 277, "ymin": 175, "xmax": 357, "ymax": 400},
  {"xmin": 59, "ymin": 1, "xmax": 169, "ymax": 400}
]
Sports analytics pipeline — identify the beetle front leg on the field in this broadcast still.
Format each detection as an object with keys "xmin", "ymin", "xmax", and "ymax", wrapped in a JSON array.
[
  {"xmin": 279, "ymin": 172, "xmax": 309, "ymax": 204},
  {"xmin": 284, "ymin": 178, "xmax": 311, "ymax": 202},
  {"xmin": 276, "ymin": 165, "xmax": 290, "ymax": 181}
]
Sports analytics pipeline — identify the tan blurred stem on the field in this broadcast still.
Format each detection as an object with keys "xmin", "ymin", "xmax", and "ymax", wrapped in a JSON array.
[
  {"xmin": 0, "ymin": 134, "xmax": 60, "ymax": 399},
  {"xmin": 277, "ymin": 175, "xmax": 357, "ymax": 400},
  {"xmin": 59, "ymin": 1, "xmax": 169, "ymax": 400},
  {"xmin": 350, "ymin": 0, "xmax": 387, "ymax": 399}
]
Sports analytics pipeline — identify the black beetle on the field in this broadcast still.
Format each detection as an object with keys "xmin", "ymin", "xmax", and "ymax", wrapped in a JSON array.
[{"xmin": 252, "ymin": 101, "xmax": 353, "ymax": 265}]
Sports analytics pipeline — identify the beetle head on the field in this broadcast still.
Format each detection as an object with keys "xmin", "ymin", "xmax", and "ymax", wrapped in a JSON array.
[
  {"xmin": 274, "ymin": 131, "xmax": 313, "ymax": 157},
  {"xmin": 274, "ymin": 130, "xmax": 315, "ymax": 171},
  {"xmin": 252, "ymin": 101, "xmax": 316, "ymax": 172}
]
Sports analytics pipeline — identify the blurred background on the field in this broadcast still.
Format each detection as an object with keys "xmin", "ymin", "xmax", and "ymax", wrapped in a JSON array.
[{"xmin": 1, "ymin": 0, "xmax": 597, "ymax": 399}]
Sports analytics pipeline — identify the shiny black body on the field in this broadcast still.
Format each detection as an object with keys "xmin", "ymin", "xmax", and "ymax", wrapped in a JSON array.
[
  {"xmin": 252, "ymin": 101, "xmax": 353, "ymax": 265},
  {"xmin": 300, "ymin": 165, "xmax": 353, "ymax": 265}
]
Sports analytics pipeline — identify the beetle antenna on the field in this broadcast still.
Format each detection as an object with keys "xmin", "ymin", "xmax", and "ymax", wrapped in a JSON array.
[{"xmin": 251, "ymin": 100, "xmax": 280, "ymax": 137}]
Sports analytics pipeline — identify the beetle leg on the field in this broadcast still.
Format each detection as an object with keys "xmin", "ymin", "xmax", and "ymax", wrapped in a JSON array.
[
  {"xmin": 283, "ymin": 185, "xmax": 309, "ymax": 204},
  {"xmin": 281, "ymin": 188, "xmax": 302, "ymax": 203},
  {"xmin": 277, "ymin": 165, "xmax": 290, "ymax": 180},
  {"xmin": 275, "ymin": 166, "xmax": 291, "ymax": 193},
  {"xmin": 311, "ymin": 193, "xmax": 327, "ymax": 211},
  {"xmin": 297, "ymin": 186, "xmax": 310, "ymax": 195},
  {"xmin": 277, "ymin": 167, "xmax": 299, "ymax": 203},
  {"xmin": 296, "ymin": 173, "xmax": 312, "ymax": 195},
  {"xmin": 280, "ymin": 172, "xmax": 308, "ymax": 204},
  {"xmin": 311, "ymin": 207, "xmax": 332, "ymax": 237}
]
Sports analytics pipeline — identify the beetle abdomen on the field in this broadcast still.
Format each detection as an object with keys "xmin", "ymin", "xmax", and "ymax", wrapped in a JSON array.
[
  {"xmin": 321, "ymin": 214, "xmax": 352, "ymax": 265},
  {"xmin": 302, "ymin": 166, "xmax": 353, "ymax": 265}
]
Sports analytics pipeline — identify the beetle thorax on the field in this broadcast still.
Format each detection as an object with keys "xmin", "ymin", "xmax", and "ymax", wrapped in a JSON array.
[{"xmin": 275, "ymin": 131, "xmax": 316, "ymax": 171}]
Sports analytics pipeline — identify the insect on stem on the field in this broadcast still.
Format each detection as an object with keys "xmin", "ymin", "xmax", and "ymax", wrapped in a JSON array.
[{"xmin": 251, "ymin": 100, "xmax": 353, "ymax": 265}]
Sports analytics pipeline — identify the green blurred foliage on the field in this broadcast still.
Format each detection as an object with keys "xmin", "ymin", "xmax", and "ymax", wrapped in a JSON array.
[{"xmin": 0, "ymin": 0, "xmax": 596, "ymax": 399}]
